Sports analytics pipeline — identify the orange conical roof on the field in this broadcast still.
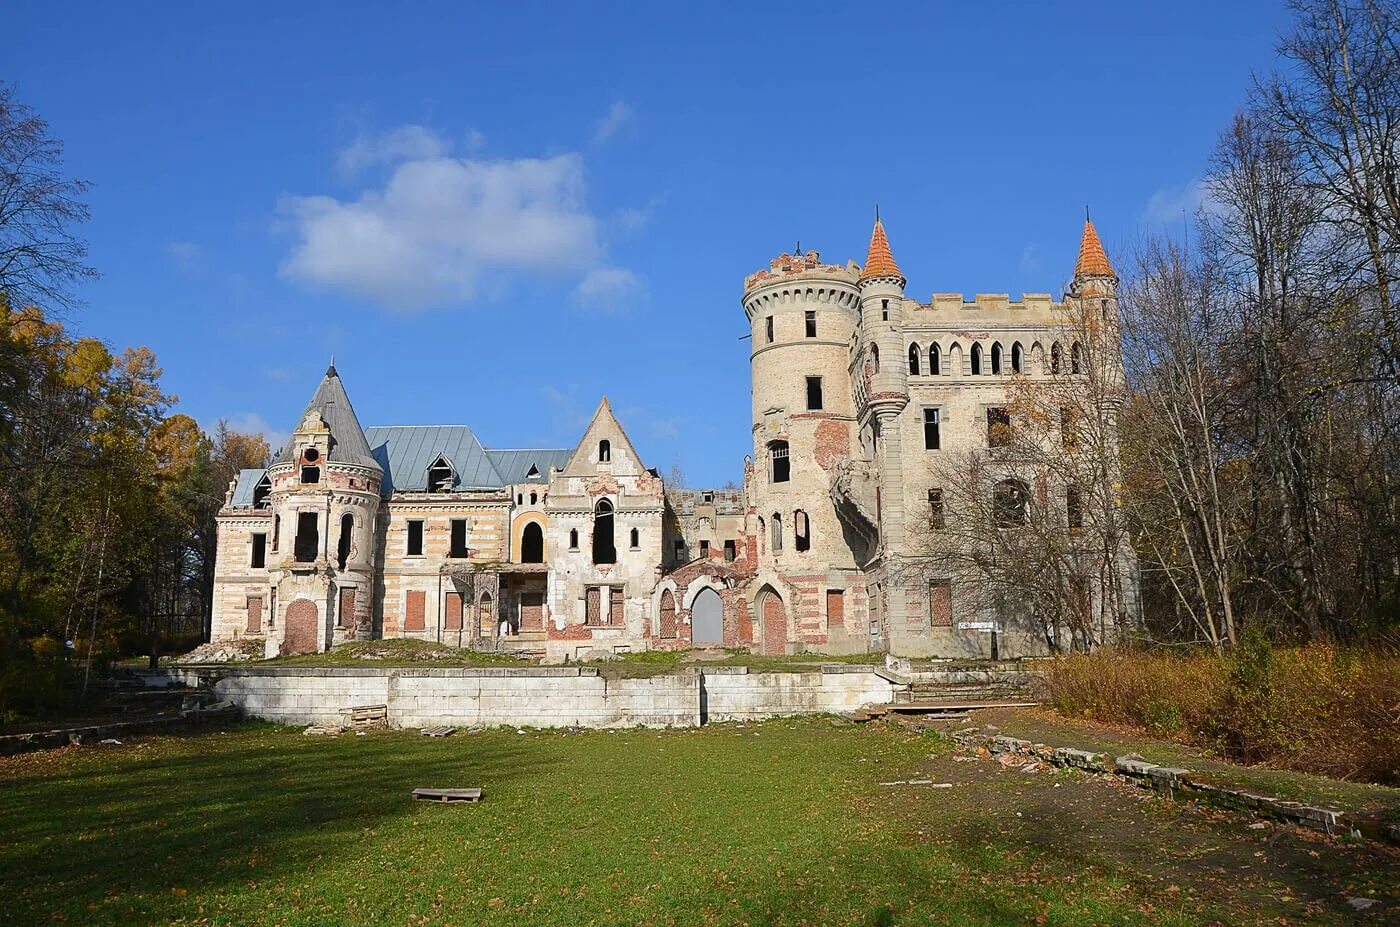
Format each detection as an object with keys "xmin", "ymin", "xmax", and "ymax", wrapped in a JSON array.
[
  {"xmin": 1074, "ymin": 218, "xmax": 1115, "ymax": 278},
  {"xmin": 859, "ymin": 218, "xmax": 903, "ymax": 282}
]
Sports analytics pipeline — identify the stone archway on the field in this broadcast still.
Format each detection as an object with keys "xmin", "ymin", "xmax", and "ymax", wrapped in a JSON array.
[
  {"xmin": 283, "ymin": 599, "xmax": 319, "ymax": 655},
  {"xmin": 691, "ymin": 587, "xmax": 723, "ymax": 644},
  {"xmin": 759, "ymin": 587, "xmax": 786, "ymax": 655}
]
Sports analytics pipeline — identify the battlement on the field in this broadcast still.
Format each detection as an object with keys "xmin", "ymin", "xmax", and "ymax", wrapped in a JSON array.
[
  {"xmin": 743, "ymin": 250, "xmax": 860, "ymax": 293},
  {"xmin": 915, "ymin": 293, "xmax": 1062, "ymax": 316}
]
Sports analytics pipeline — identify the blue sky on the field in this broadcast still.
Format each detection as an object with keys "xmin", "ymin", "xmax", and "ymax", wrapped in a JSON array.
[{"xmin": 12, "ymin": 1, "xmax": 1291, "ymax": 485}]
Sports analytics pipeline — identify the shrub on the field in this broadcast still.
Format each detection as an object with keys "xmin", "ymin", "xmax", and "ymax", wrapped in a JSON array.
[{"xmin": 1042, "ymin": 643, "xmax": 1400, "ymax": 785}]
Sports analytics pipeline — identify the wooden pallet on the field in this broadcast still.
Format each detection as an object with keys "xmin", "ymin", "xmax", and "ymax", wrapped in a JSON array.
[
  {"xmin": 344, "ymin": 704, "xmax": 388, "ymax": 730},
  {"xmin": 421, "ymin": 726, "xmax": 456, "ymax": 738},
  {"xmin": 412, "ymin": 787, "xmax": 482, "ymax": 803}
]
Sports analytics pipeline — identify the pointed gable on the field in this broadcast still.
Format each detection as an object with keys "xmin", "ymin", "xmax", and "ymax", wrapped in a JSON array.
[
  {"xmin": 561, "ymin": 397, "xmax": 646, "ymax": 476},
  {"xmin": 274, "ymin": 363, "xmax": 380, "ymax": 471},
  {"xmin": 1074, "ymin": 218, "xmax": 1115, "ymax": 278}
]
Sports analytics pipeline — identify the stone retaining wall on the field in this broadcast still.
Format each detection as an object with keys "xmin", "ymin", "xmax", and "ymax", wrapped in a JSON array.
[{"xmin": 171, "ymin": 664, "xmax": 900, "ymax": 729}]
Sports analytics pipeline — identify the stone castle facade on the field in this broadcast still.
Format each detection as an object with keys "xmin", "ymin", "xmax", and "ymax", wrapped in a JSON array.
[{"xmin": 211, "ymin": 218, "xmax": 1132, "ymax": 660}]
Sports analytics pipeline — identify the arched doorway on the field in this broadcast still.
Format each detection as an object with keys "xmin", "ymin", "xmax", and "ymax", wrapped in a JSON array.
[
  {"xmin": 283, "ymin": 599, "xmax": 319, "ymax": 655},
  {"xmin": 658, "ymin": 590, "xmax": 677, "ymax": 639},
  {"xmin": 691, "ymin": 587, "xmax": 723, "ymax": 644},
  {"xmin": 759, "ymin": 587, "xmax": 786, "ymax": 655},
  {"xmin": 520, "ymin": 522, "xmax": 544, "ymax": 563}
]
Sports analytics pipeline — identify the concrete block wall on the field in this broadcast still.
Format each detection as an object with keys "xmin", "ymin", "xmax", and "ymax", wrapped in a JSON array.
[{"xmin": 173, "ymin": 665, "xmax": 899, "ymax": 729}]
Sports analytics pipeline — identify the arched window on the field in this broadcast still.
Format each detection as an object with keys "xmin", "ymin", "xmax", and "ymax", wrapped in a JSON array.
[
  {"xmin": 1011, "ymin": 342, "xmax": 1023, "ymax": 374},
  {"xmin": 970, "ymin": 343, "xmax": 983, "ymax": 375},
  {"xmin": 658, "ymin": 590, "xmax": 677, "ymax": 639},
  {"xmin": 516, "ymin": 493, "xmax": 523, "ymax": 505},
  {"xmin": 479, "ymin": 593, "xmax": 494, "ymax": 635},
  {"xmin": 768, "ymin": 440, "xmax": 790, "ymax": 483},
  {"xmin": 521, "ymin": 521, "xmax": 544, "ymax": 563},
  {"xmin": 871, "ymin": 344, "xmax": 879, "ymax": 372},
  {"xmin": 272, "ymin": 514, "xmax": 280, "ymax": 551},
  {"xmin": 591, "ymin": 499, "xmax": 616, "ymax": 564},
  {"xmin": 427, "ymin": 456, "xmax": 454, "ymax": 492},
  {"xmin": 598, "ymin": 439, "xmax": 611, "ymax": 463},
  {"xmin": 948, "ymin": 342, "xmax": 963, "ymax": 375},
  {"xmin": 1051, "ymin": 342, "xmax": 1063, "ymax": 374},
  {"xmin": 991, "ymin": 342, "xmax": 1003, "ymax": 375},
  {"xmin": 771, "ymin": 512, "xmax": 783, "ymax": 551},
  {"xmin": 908, "ymin": 344, "xmax": 921, "ymax": 375},
  {"xmin": 529, "ymin": 491, "xmax": 537, "ymax": 505},
  {"xmin": 630, "ymin": 527, "xmax": 640, "ymax": 549},
  {"xmin": 794, "ymin": 509, "xmax": 810, "ymax": 552},
  {"xmin": 336, "ymin": 513, "xmax": 353, "ymax": 570},
  {"xmin": 993, "ymin": 479, "xmax": 1031, "ymax": 527},
  {"xmin": 757, "ymin": 516, "xmax": 766, "ymax": 555},
  {"xmin": 1071, "ymin": 341, "xmax": 1083, "ymax": 374},
  {"xmin": 929, "ymin": 343, "xmax": 941, "ymax": 375},
  {"xmin": 568, "ymin": 528, "xmax": 579, "ymax": 549}
]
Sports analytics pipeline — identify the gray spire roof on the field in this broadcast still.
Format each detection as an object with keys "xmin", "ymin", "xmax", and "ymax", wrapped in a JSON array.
[{"xmin": 274, "ymin": 364, "xmax": 381, "ymax": 471}]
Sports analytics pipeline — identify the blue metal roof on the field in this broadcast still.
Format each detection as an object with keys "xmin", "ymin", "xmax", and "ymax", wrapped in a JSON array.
[
  {"xmin": 229, "ymin": 469, "xmax": 269, "ymax": 509},
  {"xmin": 486, "ymin": 448, "xmax": 571, "ymax": 484}
]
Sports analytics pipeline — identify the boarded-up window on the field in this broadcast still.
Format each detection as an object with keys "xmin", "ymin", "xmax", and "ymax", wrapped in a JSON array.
[
  {"xmin": 246, "ymin": 595, "xmax": 263, "ymax": 633},
  {"xmin": 826, "ymin": 589, "xmax": 844, "ymax": 631},
  {"xmin": 444, "ymin": 591, "xmax": 463, "ymax": 631},
  {"xmin": 659, "ymin": 590, "xmax": 677, "ymax": 639},
  {"xmin": 929, "ymin": 581, "xmax": 952, "ymax": 627},
  {"xmin": 338, "ymin": 587, "xmax": 356, "ymax": 629},
  {"xmin": 610, "ymin": 587, "xmax": 624, "ymax": 625},
  {"xmin": 405, "ymin": 590, "xmax": 426, "ymax": 631},
  {"xmin": 520, "ymin": 592, "xmax": 544, "ymax": 631},
  {"xmin": 585, "ymin": 587, "xmax": 602, "ymax": 626}
]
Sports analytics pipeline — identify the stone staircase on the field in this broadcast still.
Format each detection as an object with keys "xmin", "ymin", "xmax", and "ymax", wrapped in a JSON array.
[{"xmin": 887, "ymin": 661, "xmax": 1039, "ymax": 713}]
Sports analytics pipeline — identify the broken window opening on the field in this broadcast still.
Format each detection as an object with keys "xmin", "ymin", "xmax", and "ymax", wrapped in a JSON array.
[
  {"xmin": 908, "ymin": 343, "xmax": 921, "ymax": 375},
  {"xmin": 629, "ymin": 527, "xmax": 640, "ymax": 549},
  {"xmin": 1051, "ymin": 342, "xmax": 1063, "ymax": 374},
  {"xmin": 1011, "ymin": 341, "xmax": 1024, "ymax": 374},
  {"xmin": 987, "ymin": 407, "xmax": 1012, "ymax": 449},
  {"xmin": 765, "ymin": 316, "xmax": 774, "ymax": 343},
  {"xmin": 768, "ymin": 441, "xmax": 790, "ymax": 483},
  {"xmin": 252, "ymin": 474, "xmax": 271, "ymax": 508},
  {"xmin": 771, "ymin": 512, "xmax": 783, "ymax": 552},
  {"xmin": 929, "ymin": 343, "xmax": 941, "ymax": 375},
  {"xmin": 794, "ymin": 509, "xmax": 810, "ymax": 552},
  {"xmin": 928, "ymin": 488, "xmax": 945, "ymax": 529},
  {"xmin": 723, "ymin": 539, "xmax": 736, "ymax": 562},
  {"xmin": 406, "ymin": 520, "xmax": 424, "ymax": 556},
  {"xmin": 451, "ymin": 519, "xmax": 469, "ymax": 559},
  {"xmin": 1071, "ymin": 341, "xmax": 1083, "ymax": 374},
  {"xmin": 569, "ymin": 528, "xmax": 579, "ymax": 550},
  {"xmin": 871, "ymin": 343, "xmax": 880, "ymax": 372},
  {"xmin": 300, "ymin": 466, "xmax": 320, "ymax": 484},
  {"xmin": 805, "ymin": 376, "xmax": 823, "ymax": 411},
  {"xmin": 804, "ymin": 310, "xmax": 817, "ymax": 338},
  {"xmin": 923, "ymin": 408, "xmax": 941, "ymax": 450},
  {"xmin": 1067, "ymin": 485, "xmax": 1084, "ymax": 530},
  {"xmin": 592, "ymin": 499, "xmax": 616, "ymax": 564},
  {"xmin": 970, "ymin": 343, "xmax": 983, "ymax": 375},
  {"xmin": 521, "ymin": 521, "xmax": 544, "ymax": 563},
  {"xmin": 881, "ymin": 299, "xmax": 889, "ymax": 321},
  {"xmin": 529, "ymin": 491, "xmax": 537, "ymax": 505},
  {"xmin": 272, "ymin": 515, "xmax": 280, "ymax": 551},
  {"xmin": 294, "ymin": 511, "xmax": 319, "ymax": 563},
  {"xmin": 427, "ymin": 456, "xmax": 454, "ymax": 492},
  {"xmin": 251, "ymin": 532, "xmax": 267, "ymax": 569},
  {"xmin": 673, "ymin": 539, "xmax": 686, "ymax": 562},
  {"xmin": 699, "ymin": 539, "xmax": 710, "ymax": 558},
  {"xmin": 336, "ymin": 513, "xmax": 353, "ymax": 570},
  {"xmin": 991, "ymin": 342, "xmax": 1003, "ymax": 375},
  {"xmin": 993, "ymin": 479, "xmax": 1031, "ymax": 527},
  {"xmin": 598, "ymin": 439, "xmax": 611, "ymax": 463}
]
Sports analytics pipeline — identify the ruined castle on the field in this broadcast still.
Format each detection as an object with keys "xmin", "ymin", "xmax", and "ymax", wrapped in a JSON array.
[{"xmin": 211, "ymin": 217, "xmax": 1131, "ymax": 660}]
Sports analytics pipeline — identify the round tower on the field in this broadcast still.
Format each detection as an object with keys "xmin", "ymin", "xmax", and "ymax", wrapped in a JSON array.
[
  {"xmin": 263, "ymin": 363, "xmax": 382, "ymax": 655},
  {"xmin": 742, "ymin": 249, "xmax": 864, "ymax": 654}
]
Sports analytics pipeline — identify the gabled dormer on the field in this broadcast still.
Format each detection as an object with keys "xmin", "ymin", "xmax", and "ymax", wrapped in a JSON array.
[{"xmin": 561, "ymin": 397, "xmax": 646, "ymax": 477}]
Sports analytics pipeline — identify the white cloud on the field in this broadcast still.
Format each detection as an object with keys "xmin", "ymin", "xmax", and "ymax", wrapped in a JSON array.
[
  {"xmin": 1142, "ymin": 178, "xmax": 1220, "ymax": 231},
  {"xmin": 593, "ymin": 100, "xmax": 634, "ymax": 146},
  {"xmin": 572, "ymin": 265, "xmax": 645, "ymax": 313},
  {"xmin": 281, "ymin": 151, "xmax": 614, "ymax": 311},
  {"xmin": 213, "ymin": 412, "xmax": 290, "ymax": 457},
  {"xmin": 336, "ymin": 125, "xmax": 449, "ymax": 177}
]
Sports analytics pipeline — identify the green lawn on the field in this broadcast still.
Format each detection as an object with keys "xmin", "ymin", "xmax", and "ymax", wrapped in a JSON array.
[{"xmin": 1, "ymin": 719, "xmax": 1392, "ymax": 925}]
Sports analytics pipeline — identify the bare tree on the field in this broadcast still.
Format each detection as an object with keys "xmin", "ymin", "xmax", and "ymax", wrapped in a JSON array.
[{"xmin": 0, "ymin": 83, "xmax": 95, "ymax": 311}]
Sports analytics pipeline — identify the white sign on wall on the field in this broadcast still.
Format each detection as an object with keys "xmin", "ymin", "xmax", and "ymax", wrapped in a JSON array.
[{"xmin": 958, "ymin": 621, "xmax": 999, "ymax": 632}]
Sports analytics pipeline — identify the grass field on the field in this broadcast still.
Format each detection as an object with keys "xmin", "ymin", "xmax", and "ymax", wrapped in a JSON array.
[{"xmin": 2, "ymin": 718, "xmax": 1395, "ymax": 926}]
